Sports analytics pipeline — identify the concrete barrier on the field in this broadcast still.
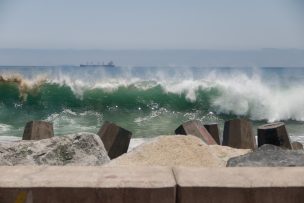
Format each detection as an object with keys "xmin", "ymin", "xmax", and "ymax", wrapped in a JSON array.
[
  {"xmin": 174, "ymin": 167, "xmax": 304, "ymax": 203},
  {"xmin": 97, "ymin": 121, "xmax": 132, "ymax": 159},
  {"xmin": 223, "ymin": 118, "xmax": 256, "ymax": 149},
  {"xmin": 1, "ymin": 166, "xmax": 304, "ymax": 203},
  {"xmin": 0, "ymin": 166, "xmax": 176, "ymax": 203},
  {"xmin": 204, "ymin": 123, "xmax": 220, "ymax": 144},
  {"xmin": 175, "ymin": 120, "xmax": 217, "ymax": 145},
  {"xmin": 258, "ymin": 122, "xmax": 292, "ymax": 149},
  {"xmin": 22, "ymin": 121, "xmax": 54, "ymax": 140}
]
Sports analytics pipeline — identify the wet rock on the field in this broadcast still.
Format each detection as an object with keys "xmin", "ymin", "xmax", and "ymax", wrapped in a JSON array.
[
  {"xmin": 223, "ymin": 118, "xmax": 256, "ymax": 149},
  {"xmin": 175, "ymin": 120, "xmax": 217, "ymax": 145},
  {"xmin": 227, "ymin": 144, "xmax": 304, "ymax": 167},
  {"xmin": 0, "ymin": 133, "xmax": 110, "ymax": 166},
  {"xmin": 97, "ymin": 121, "xmax": 132, "ymax": 159},
  {"xmin": 22, "ymin": 121, "xmax": 54, "ymax": 140},
  {"xmin": 258, "ymin": 122, "xmax": 292, "ymax": 149}
]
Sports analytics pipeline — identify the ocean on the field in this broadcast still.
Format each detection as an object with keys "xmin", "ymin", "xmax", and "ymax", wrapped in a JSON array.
[{"xmin": 0, "ymin": 66, "xmax": 304, "ymax": 143}]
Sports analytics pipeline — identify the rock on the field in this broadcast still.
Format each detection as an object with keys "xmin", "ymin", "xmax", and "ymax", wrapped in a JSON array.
[
  {"xmin": 107, "ymin": 135, "xmax": 250, "ymax": 167},
  {"xmin": 257, "ymin": 122, "xmax": 292, "ymax": 149},
  {"xmin": 222, "ymin": 118, "xmax": 256, "ymax": 149},
  {"xmin": 204, "ymin": 123, "xmax": 221, "ymax": 144},
  {"xmin": 97, "ymin": 121, "xmax": 132, "ymax": 159},
  {"xmin": 0, "ymin": 133, "xmax": 110, "ymax": 166},
  {"xmin": 175, "ymin": 120, "xmax": 217, "ymax": 145},
  {"xmin": 22, "ymin": 121, "xmax": 54, "ymax": 140},
  {"xmin": 292, "ymin": 141, "xmax": 303, "ymax": 150},
  {"xmin": 227, "ymin": 144, "xmax": 304, "ymax": 167}
]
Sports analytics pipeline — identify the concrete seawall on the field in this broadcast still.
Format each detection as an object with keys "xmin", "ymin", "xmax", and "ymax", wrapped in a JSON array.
[
  {"xmin": 1, "ymin": 166, "xmax": 304, "ymax": 203},
  {"xmin": 174, "ymin": 167, "xmax": 304, "ymax": 203}
]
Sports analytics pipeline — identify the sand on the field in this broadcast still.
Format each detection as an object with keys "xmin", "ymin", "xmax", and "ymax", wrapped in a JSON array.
[{"xmin": 107, "ymin": 135, "xmax": 251, "ymax": 167}]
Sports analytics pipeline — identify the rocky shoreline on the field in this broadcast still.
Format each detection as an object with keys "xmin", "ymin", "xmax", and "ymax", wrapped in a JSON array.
[{"xmin": 1, "ymin": 118, "xmax": 304, "ymax": 167}]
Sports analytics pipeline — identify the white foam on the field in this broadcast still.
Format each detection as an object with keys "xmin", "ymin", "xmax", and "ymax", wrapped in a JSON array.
[
  {"xmin": 290, "ymin": 136, "xmax": 304, "ymax": 144},
  {"xmin": 0, "ymin": 136, "xmax": 21, "ymax": 143},
  {"xmin": 128, "ymin": 138, "xmax": 151, "ymax": 151},
  {"xmin": 3, "ymin": 67, "xmax": 304, "ymax": 122},
  {"xmin": 0, "ymin": 124, "xmax": 12, "ymax": 132},
  {"xmin": 44, "ymin": 109, "xmax": 103, "ymax": 135},
  {"xmin": 209, "ymin": 74, "xmax": 304, "ymax": 122}
]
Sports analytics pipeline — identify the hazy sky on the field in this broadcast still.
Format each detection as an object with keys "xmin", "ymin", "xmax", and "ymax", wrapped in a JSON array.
[{"xmin": 0, "ymin": 0, "xmax": 303, "ymax": 49}]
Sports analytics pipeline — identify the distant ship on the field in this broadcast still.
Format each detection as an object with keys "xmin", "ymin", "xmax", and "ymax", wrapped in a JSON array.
[{"xmin": 80, "ymin": 61, "xmax": 115, "ymax": 67}]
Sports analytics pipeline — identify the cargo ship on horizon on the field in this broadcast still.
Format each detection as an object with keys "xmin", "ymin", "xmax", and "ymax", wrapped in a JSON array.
[{"xmin": 80, "ymin": 61, "xmax": 115, "ymax": 67}]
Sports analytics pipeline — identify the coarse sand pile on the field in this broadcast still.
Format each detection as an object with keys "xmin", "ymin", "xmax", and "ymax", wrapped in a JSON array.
[{"xmin": 107, "ymin": 135, "xmax": 251, "ymax": 167}]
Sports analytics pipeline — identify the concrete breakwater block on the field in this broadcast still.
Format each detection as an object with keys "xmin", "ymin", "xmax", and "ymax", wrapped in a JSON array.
[
  {"xmin": 0, "ymin": 166, "xmax": 176, "ymax": 203},
  {"xmin": 204, "ymin": 123, "xmax": 220, "ymax": 144},
  {"xmin": 257, "ymin": 122, "xmax": 292, "ymax": 149},
  {"xmin": 222, "ymin": 118, "xmax": 256, "ymax": 149},
  {"xmin": 98, "ymin": 121, "xmax": 132, "ymax": 159},
  {"xmin": 292, "ymin": 141, "xmax": 303, "ymax": 150},
  {"xmin": 174, "ymin": 167, "xmax": 304, "ymax": 203},
  {"xmin": 175, "ymin": 120, "xmax": 217, "ymax": 145},
  {"xmin": 22, "ymin": 121, "xmax": 54, "ymax": 140}
]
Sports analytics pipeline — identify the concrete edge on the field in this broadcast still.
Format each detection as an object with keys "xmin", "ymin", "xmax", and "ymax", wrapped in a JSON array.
[
  {"xmin": 1, "ymin": 166, "xmax": 304, "ymax": 188},
  {"xmin": 1, "ymin": 166, "xmax": 304, "ymax": 203},
  {"xmin": 0, "ymin": 166, "xmax": 176, "ymax": 188},
  {"xmin": 173, "ymin": 167, "xmax": 304, "ymax": 187}
]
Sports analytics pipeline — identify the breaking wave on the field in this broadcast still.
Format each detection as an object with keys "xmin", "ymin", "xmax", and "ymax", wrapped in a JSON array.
[{"xmin": 1, "ymin": 67, "xmax": 304, "ymax": 122}]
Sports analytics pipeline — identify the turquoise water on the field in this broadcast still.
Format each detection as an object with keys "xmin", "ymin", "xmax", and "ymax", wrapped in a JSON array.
[{"xmin": 0, "ymin": 66, "xmax": 304, "ymax": 141}]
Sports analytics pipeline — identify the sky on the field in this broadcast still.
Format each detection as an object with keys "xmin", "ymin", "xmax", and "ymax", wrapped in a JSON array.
[{"xmin": 0, "ymin": 0, "xmax": 303, "ymax": 50}]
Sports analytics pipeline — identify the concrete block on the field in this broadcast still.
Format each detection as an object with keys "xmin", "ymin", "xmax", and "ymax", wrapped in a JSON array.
[
  {"xmin": 258, "ymin": 122, "xmax": 292, "ymax": 149},
  {"xmin": 204, "ymin": 123, "xmax": 220, "ymax": 144},
  {"xmin": 223, "ymin": 118, "xmax": 256, "ymax": 149},
  {"xmin": 292, "ymin": 141, "xmax": 303, "ymax": 150},
  {"xmin": 175, "ymin": 120, "xmax": 217, "ymax": 145},
  {"xmin": 174, "ymin": 167, "xmax": 304, "ymax": 203},
  {"xmin": 0, "ymin": 166, "xmax": 176, "ymax": 203},
  {"xmin": 22, "ymin": 121, "xmax": 54, "ymax": 140},
  {"xmin": 97, "ymin": 121, "xmax": 132, "ymax": 159}
]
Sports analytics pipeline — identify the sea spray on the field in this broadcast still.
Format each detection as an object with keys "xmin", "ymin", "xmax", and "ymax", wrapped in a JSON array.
[{"xmin": 1, "ymin": 66, "xmax": 304, "ymax": 138}]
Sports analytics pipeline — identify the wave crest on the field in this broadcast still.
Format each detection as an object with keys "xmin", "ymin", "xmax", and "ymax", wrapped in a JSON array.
[{"xmin": 1, "ymin": 69, "xmax": 304, "ymax": 122}]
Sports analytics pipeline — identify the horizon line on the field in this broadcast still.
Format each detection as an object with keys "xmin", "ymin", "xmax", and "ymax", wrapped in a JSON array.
[{"xmin": 0, "ymin": 48, "xmax": 304, "ymax": 51}]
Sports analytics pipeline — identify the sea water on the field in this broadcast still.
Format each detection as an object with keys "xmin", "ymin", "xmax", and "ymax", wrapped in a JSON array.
[{"xmin": 0, "ymin": 66, "xmax": 304, "ymax": 143}]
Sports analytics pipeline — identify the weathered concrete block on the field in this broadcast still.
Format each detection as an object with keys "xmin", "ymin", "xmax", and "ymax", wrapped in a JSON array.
[
  {"xmin": 292, "ymin": 141, "xmax": 303, "ymax": 150},
  {"xmin": 97, "ymin": 121, "xmax": 132, "ymax": 159},
  {"xmin": 0, "ymin": 166, "xmax": 176, "ymax": 203},
  {"xmin": 222, "ymin": 118, "xmax": 256, "ymax": 149},
  {"xmin": 174, "ymin": 167, "xmax": 304, "ymax": 203},
  {"xmin": 175, "ymin": 120, "xmax": 217, "ymax": 145},
  {"xmin": 257, "ymin": 122, "xmax": 292, "ymax": 149},
  {"xmin": 22, "ymin": 121, "xmax": 54, "ymax": 140},
  {"xmin": 204, "ymin": 123, "xmax": 220, "ymax": 144}
]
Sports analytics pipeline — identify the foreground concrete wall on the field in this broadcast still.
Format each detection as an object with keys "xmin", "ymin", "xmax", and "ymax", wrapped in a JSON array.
[
  {"xmin": 174, "ymin": 167, "xmax": 304, "ymax": 203},
  {"xmin": 1, "ymin": 188, "xmax": 174, "ymax": 203},
  {"xmin": 0, "ymin": 166, "xmax": 176, "ymax": 203},
  {"xmin": 1, "ymin": 166, "xmax": 304, "ymax": 203}
]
